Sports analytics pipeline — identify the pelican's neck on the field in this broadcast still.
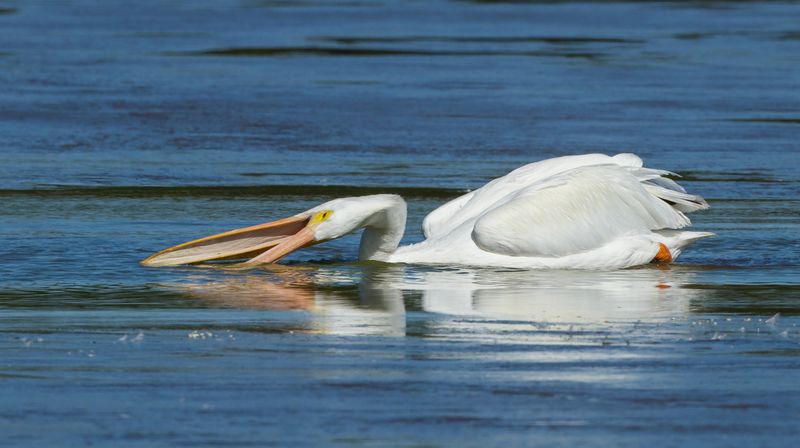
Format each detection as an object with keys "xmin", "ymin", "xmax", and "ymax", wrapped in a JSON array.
[{"xmin": 358, "ymin": 195, "xmax": 407, "ymax": 261}]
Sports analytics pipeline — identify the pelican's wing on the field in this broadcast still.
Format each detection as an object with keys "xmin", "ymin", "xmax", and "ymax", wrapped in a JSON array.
[
  {"xmin": 471, "ymin": 165, "xmax": 701, "ymax": 258},
  {"xmin": 422, "ymin": 190, "xmax": 475, "ymax": 238},
  {"xmin": 422, "ymin": 153, "xmax": 645, "ymax": 240}
]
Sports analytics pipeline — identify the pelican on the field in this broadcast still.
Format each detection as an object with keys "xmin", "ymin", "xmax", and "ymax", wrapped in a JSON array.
[{"xmin": 141, "ymin": 153, "xmax": 712, "ymax": 270}]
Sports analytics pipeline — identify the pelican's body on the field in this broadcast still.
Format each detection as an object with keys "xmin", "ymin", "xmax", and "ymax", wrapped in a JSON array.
[{"xmin": 142, "ymin": 154, "xmax": 712, "ymax": 270}]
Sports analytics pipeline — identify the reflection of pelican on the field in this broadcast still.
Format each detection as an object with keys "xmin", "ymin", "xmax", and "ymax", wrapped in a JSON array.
[
  {"xmin": 142, "ymin": 154, "xmax": 711, "ymax": 270},
  {"xmin": 172, "ymin": 265, "xmax": 701, "ymax": 336}
]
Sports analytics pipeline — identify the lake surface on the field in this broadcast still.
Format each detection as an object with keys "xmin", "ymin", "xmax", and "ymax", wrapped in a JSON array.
[{"xmin": 1, "ymin": 0, "xmax": 799, "ymax": 446}]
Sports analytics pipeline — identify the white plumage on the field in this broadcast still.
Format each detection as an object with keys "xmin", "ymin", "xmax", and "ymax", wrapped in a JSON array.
[{"xmin": 389, "ymin": 153, "xmax": 711, "ymax": 269}]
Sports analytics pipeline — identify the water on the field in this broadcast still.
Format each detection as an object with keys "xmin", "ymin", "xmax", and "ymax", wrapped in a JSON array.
[{"xmin": 2, "ymin": 0, "xmax": 800, "ymax": 446}]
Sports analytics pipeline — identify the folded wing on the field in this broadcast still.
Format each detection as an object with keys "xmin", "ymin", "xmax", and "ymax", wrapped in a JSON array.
[{"xmin": 471, "ymin": 165, "xmax": 700, "ymax": 258}]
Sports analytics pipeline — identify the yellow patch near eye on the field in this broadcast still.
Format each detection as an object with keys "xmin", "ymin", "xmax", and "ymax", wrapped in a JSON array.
[{"xmin": 311, "ymin": 210, "xmax": 333, "ymax": 224}]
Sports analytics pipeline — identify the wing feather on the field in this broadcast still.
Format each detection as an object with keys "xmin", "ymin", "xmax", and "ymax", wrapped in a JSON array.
[
  {"xmin": 421, "ymin": 153, "xmax": 625, "ymax": 240},
  {"xmin": 471, "ymin": 166, "xmax": 691, "ymax": 258},
  {"xmin": 422, "ymin": 190, "xmax": 475, "ymax": 239}
]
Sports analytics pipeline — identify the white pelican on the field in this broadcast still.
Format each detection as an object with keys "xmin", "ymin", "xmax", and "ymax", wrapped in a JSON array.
[{"xmin": 141, "ymin": 153, "xmax": 712, "ymax": 270}]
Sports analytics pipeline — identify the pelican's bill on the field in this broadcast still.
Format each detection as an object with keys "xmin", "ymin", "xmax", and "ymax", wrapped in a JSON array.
[{"xmin": 140, "ymin": 215, "xmax": 311, "ymax": 267}]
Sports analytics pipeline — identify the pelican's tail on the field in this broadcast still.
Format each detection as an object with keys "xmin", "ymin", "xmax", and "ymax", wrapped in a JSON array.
[
  {"xmin": 654, "ymin": 229, "xmax": 715, "ymax": 260},
  {"xmin": 611, "ymin": 154, "xmax": 713, "ymax": 261},
  {"xmin": 626, "ymin": 168, "xmax": 709, "ymax": 213}
]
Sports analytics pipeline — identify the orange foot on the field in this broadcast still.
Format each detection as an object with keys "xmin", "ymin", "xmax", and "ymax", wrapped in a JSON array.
[{"xmin": 652, "ymin": 243, "xmax": 673, "ymax": 263}]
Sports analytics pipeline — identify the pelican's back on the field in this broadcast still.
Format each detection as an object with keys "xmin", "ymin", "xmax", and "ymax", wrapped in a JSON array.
[{"xmin": 423, "ymin": 153, "xmax": 660, "ymax": 240}]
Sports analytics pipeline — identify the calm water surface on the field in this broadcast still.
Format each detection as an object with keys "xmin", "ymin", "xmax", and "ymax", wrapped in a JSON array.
[{"xmin": 1, "ymin": 0, "xmax": 799, "ymax": 446}]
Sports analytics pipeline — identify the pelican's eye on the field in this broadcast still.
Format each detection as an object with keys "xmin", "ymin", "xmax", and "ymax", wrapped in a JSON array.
[{"xmin": 311, "ymin": 210, "xmax": 333, "ymax": 225}]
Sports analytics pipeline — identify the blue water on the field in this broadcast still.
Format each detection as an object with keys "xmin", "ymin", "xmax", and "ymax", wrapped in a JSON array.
[{"xmin": 1, "ymin": 1, "xmax": 800, "ymax": 446}]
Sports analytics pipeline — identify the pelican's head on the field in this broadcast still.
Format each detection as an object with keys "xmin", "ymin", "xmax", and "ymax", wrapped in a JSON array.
[{"xmin": 141, "ymin": 194, "xmax": 405, "ymax": 267}]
